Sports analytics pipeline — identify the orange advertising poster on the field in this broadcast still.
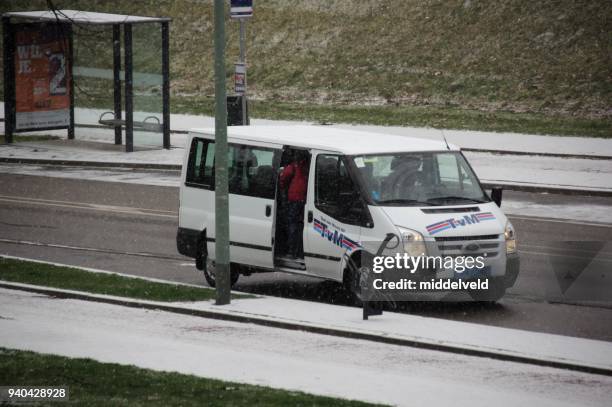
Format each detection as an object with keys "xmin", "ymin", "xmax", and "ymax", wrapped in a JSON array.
[{"xmin": 14, "ymin": 23, "xmax": 71, "ymax": 130}]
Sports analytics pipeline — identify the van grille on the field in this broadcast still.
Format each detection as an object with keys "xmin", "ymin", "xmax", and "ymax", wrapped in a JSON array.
[{"xmin": 434, "ymin": 235, "xmax": 501, "ymax": 259}]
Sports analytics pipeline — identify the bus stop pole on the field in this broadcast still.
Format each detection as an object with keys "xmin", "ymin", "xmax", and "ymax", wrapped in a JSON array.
[
  {"xmin": 214, "ymin": 0, "xmax": 231, "ymax": 305},
  {"xmin": 239, "ymin": 19, "xmax": 247, "ymax": 125}
]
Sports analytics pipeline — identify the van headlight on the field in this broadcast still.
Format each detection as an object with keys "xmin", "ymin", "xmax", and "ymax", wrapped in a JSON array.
[
  {"xmin": 398, "ymin": 227, "xmax": 427, "ymax": 257},
  {"xmin": 505, "ymin": 221, "xmax": 517, "ymax": 254}
]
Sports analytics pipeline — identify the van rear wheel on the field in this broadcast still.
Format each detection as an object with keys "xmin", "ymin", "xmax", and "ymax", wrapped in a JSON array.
[{"xmin": 203, "ymin": 259, "xmax": 240, "ymax": 288}]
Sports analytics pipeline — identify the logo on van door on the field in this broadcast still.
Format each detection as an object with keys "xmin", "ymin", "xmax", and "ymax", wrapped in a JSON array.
[
  {"xmin": 313, "ymin": 218, "xmax": 360, "ymax": 252},
  {"xmin": 426, "ymin": 212, "xmax": 496, "ymax": 235}
]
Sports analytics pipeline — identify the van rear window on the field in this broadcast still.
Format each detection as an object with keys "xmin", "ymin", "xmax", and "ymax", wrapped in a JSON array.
[{"xmin": 186, "ymin": 137, "xmax": 279, "ymax": 199}]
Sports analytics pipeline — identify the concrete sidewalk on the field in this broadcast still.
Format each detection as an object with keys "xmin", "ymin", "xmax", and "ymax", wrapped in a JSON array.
[
  {"xmin": 2, "ymin": 255, "xmax": 611, "ymax": 377},
  {"xmin": 2, "ymin": 105, "xmax": 612, "ymax": 193},
  {"xmin": 2, "ymin": 133, "xmax": 612, "ymax": 195},
  {"xmin": 4, "ymin": 286, "xmax": 612, "ymax": 407},
  {"xmin": 3, "ymin": 103, "xmax": 612, "ymax": 156}
]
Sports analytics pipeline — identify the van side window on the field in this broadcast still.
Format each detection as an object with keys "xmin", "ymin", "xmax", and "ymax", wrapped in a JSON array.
[
  {"xmin": 228, "ymin": 145, "xmax": 277, "ymax": 199},
  {"xmin": 186, "ymin": 138, "xmax": 215, "ymax": 189},
  {"xmin": 315, "ymin": 154, "xmax": 365, "ymax": 225}
]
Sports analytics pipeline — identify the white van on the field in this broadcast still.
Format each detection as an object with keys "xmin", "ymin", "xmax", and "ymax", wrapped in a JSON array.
[{"xmin": 176, "ymin": 125, "xmax": 519, "ymax": 301}]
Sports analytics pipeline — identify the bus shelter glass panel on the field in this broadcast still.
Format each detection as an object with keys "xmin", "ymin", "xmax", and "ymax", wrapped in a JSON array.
[
  {"xmin": 132, "ymin": 22, "xmax": 163, "ymax": 149},
  {"xmin": 71, "ymin": 23, "xmax": 116, "ymax": 144}
]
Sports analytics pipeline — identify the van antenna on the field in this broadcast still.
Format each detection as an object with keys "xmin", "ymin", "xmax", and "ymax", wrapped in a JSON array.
[{"xmin": 441, "ymin": 129, "xmax": 451, "ymax": 150}]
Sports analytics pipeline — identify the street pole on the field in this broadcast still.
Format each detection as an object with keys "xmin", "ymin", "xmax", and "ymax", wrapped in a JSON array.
[
  {"xmin": 213, "ymin": 0, "xmax": 231, "ymax": 305},
  {"xmin": 239, "ymin": 19, "xmax": 247, "ymax": 125}
]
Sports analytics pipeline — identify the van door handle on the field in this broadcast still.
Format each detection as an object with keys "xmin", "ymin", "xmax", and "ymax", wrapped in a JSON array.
[
  {"xmin": 307, "ymin": 210, "xmax": 313, "ymax": 223},
  {"xmin": 265, "ymin": 205, "xmax": 272, "ymax": 217}
]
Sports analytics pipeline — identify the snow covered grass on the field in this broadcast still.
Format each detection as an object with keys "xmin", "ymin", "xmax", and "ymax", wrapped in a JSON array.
[
  {"xmin": 0, "ymin": 258, "xmax": 250, "ymax": 302},
  {"xmin": 2, "ymin": 2, "xmax": 612, "ymax": 138},
  {"xmin": 0, "ymin": 348, "xmax": 379, "ymax": 406}
]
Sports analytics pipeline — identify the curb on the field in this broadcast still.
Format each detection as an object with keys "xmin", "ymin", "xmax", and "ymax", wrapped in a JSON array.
[
  {"xmin": 1, "ymin": 157, "xmax": 610, "ymax": 197},
  {"xmin": 1, "ymin": 280, "xmax": 611, "ymax": 377},
  {"xmin": 462, "ymin": 148, "xmax": 612, "ymax": 161},
  {"xmin": 480, "ymin": 182, "xmax": 612, "ymax": 198},
  {"xmin": 0, "ymin": 157, "xmax": 181, "ymax": 171}
]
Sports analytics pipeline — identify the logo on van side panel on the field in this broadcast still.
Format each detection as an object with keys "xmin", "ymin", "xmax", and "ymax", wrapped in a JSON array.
[
  {"xmin": 313, "ymin": 218, "xmax": 360, "ymax": 252},
  {"xmin": 426, "ymin": 212, "xmax": 496, "ymax": 235}
]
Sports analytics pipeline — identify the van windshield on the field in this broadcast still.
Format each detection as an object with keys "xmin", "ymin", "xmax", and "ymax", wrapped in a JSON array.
[{"xmin": 351, "ymin": 152, "xmax": 489, "ymax": 206}]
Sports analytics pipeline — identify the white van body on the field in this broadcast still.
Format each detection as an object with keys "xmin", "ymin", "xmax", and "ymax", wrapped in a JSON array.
[{"xmin": 177, "ymin": 125, "xmax": 519, "ymax": 298}]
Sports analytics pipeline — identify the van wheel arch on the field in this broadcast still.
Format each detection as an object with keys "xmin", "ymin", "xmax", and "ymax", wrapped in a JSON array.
[{"xmin": 342, "ymin": 250, "xmax": 367, "ymax": 305}]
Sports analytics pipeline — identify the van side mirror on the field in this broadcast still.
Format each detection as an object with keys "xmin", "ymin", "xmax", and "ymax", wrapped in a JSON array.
[{"xmin": 491, "ymin": 187, "xmax": 503, "ymax": 207}]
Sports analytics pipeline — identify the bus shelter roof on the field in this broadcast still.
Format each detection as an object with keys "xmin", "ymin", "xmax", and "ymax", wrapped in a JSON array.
[{"xmin": 3, "ymin": 9, "xmax": 170, "ymax": 25}]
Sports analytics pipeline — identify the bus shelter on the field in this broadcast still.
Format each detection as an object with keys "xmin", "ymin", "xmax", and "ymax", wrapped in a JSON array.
[{"xmin": 2, "ymin": 10, "xmax": 171, "ymax": 152}]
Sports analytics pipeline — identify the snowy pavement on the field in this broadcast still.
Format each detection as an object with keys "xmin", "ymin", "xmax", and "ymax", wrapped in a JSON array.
[
  {"xmin": 1, "ymin": 287, "xmax": 611, "ymax": 407},
  {"xmin": 1, "ymin": 105, "xmax": 612, "ymax": 194},
  {"xmin": 2, "ymin": 140, "xmax": 611, "ymax": 193},
  {"xmin": 8, "ymin": 103, "xmax": 606, "ymax": 158},
  {"xmin": 3, "ymin": 253, "xmax": 612, "ymax": 376},
  {"xmin": 464, "ymin": 151, "xmax": 612, "ymax": 194}
]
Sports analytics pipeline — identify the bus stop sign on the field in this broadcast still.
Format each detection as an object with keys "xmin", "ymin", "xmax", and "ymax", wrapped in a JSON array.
[{"xmin": 230, "ymin": 0, "xmax": 253, "ymax": 19}]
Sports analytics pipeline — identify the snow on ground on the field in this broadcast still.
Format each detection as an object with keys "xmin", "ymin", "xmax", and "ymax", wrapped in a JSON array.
[
  {"xmin": 3, "ymin": 103, "xmax": 612, "ymax": 156},
  {"xmin": 2, "ymin": 106, "xmax": 611, "ymax": 223},
  {"xmin": 2, "ymin": 106, "xmax": 612, "ymax": 192},
  {"xmin": 1, "ymin": 288, "xmax": 611, "ymax": 407},
  {"xmin": 2, "ymin": 135, "xmax": 611, "ymax": 193},
  {"xmin": 0, "ymin": 138, "xmax": 186, "ymax": 165},
  {"xmin": 464, "ymin": 151, "xmax": 612, "ymax": 192},
  {"xmin": 166, "ymin": 293, "xmax": 612, "ymax": 373},
  {"xmin": 0, "ymin": 163, "xmax": 182, "ymax": 188},
  {"xmin": 503, "ymin": 199, "xmax": 612, "ymax": 225}
]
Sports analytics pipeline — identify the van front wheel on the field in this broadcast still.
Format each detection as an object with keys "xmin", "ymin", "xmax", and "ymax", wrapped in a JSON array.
[
  {"xmin": 343, "ymin": 255, "xmax": 366, "ymax": 306},
  {"xmin": 203, "ymin": 259, "xmax": 240, "ymax": 288}
]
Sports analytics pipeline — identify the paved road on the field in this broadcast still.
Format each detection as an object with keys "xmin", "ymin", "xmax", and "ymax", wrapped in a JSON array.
[{"xmin": 1, "ymin": 173, "xmax": 611, "ymax": 340}]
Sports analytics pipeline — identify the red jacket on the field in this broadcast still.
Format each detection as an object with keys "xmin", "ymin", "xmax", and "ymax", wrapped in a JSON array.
[{"xmin": 280, "ymin": 160, "xmax": 307, "ymax": 202}]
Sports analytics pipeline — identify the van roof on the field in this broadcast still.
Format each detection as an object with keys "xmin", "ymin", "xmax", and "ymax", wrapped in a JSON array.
[{"xmin": 189, "ymin": 125, "xmax": 459, "ymax": 155}]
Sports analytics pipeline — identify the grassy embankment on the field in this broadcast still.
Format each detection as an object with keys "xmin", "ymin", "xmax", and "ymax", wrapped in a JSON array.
[{"xmin": 0, "ymin": 0, "xmax": 610, "ymax": 137}]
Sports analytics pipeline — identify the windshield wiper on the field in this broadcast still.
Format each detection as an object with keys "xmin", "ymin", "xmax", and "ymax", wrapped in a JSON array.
[
  {"xmin": 377, "ymin": 199, "xmax": 436, "ymax": 206},
  {"xmin": 427, "ymin": 196, "xmax": 487, "ymax": 204}
]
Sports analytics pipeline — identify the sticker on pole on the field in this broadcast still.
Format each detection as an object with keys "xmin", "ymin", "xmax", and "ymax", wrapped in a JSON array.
[
  {"xmin": 234, "ymin": 62, "xmax": 246, "ymax": 94},
  {"xmin": 230, "ymin": 0, "xmax": 253, "ymax": 19}
]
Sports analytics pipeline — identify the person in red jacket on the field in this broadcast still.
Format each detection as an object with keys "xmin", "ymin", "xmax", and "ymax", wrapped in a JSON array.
[{"xmin": 279, "ymin": 151, "xmax": 309, "ymax": 259}]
